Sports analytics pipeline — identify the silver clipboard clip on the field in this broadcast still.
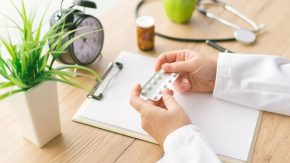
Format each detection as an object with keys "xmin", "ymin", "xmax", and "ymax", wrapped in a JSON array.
[{"xmin": 87, "ymin": 62, "xmax": 123, "ymax": 100}]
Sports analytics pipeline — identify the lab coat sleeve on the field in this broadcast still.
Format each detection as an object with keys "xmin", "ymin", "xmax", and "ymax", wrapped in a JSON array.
[
  {"xmin": 214, "ymin": 53, "xmax": 290, "ymax": 115},
  {"xmin": 157, "ymin": 125, "xmax": 221, "ymax": 163}
]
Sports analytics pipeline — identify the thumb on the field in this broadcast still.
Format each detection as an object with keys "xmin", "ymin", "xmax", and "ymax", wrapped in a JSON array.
[
  {"xmin": 162, "ymin": 59, "xmax": 200, "ymax": 73},
  {"xmin": 162, "ymin": 93, "xmax": 180, "ymax": 111}
]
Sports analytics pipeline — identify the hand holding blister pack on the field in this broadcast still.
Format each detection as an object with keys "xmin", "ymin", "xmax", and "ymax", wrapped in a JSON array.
[{"xmin": 141, "ymin": 70, "xmax": 179, "ymax": 101}]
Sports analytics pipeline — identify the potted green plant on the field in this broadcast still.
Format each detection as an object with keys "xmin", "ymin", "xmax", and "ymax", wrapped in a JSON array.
[{"xmin": 0, "ymin": 2, "xmax": 100, "ymax": 147}]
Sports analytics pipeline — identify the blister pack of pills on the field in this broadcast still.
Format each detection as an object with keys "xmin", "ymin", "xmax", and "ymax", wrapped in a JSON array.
[{"xmin": 141, "ymin": 70, "xmax": 179, "ymax": 101}]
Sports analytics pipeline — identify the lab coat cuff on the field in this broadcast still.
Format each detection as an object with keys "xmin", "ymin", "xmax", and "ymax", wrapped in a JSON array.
[
  {"xmin": 163, "ymin": 124, "xmax": 201, "ymax": 153},
  {"xmin": 213, "ymin": 53, "xmax": 230, "ymax": 98}
]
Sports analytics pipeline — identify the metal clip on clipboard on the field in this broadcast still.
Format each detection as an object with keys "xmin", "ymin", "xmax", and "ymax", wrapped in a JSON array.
[{"xmin": 87, "ymin": 62, "xmax": 123, "ymax": 100}]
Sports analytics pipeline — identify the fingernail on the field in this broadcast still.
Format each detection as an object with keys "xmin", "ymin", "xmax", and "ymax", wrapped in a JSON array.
[
  {"xmin": 162, "ymin": 89, "xmax": 169, "ymax": 94},
  {"xmin": 135, "ymin": 84, "xmax": 140, "ymax": 89},
  {"xmin": 162, "ymin": 92, "xmax": 169, "ymax": 98},
  {"xmin": 181, "ymin": 79, "xmax": 189, "ymax": 84},
  {"xmin": 163, "ymin": 90, "xmax": 173, "ymax": 96},
  {"xmin": 180, "ymin": 80, "xmax": 190, "ymax": 90}
]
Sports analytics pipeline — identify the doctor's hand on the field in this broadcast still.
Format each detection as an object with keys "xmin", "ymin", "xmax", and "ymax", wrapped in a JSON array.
[
  {"xmin": 130, "ymin": 84, "xmax": 191, "ymax": 145},
  {"xmin": 155, "ymin": 50, "xmax": 217, "ymax": 93}
]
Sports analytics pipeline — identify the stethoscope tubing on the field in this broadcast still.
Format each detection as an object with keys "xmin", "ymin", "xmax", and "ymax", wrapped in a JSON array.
[{"xmin": 135, "ymin": 0, "xmax": 237, "ymax": 43}]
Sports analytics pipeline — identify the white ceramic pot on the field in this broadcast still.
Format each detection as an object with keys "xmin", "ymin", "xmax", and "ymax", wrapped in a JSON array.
[{"xmin": 9, "ymin": 82, "xmax": 61, "ymax": 147}]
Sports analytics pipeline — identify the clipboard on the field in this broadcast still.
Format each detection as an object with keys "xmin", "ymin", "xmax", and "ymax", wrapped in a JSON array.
[
  {"xmin": 72, "ymin": 51, "xmax": 262, "ymax": 163},
  {"xmin": 87, "ymin": 62, "xmax": 123, "ymax": 100}
]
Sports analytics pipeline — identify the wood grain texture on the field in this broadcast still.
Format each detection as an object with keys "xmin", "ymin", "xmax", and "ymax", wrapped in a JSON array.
[
  {"xmin": 1, "ymin": 0, "xmax": 290, "ymax": 162},
  {"xmin": 115, "ymin": 140, "xmax": 163, "ymax": 163}
]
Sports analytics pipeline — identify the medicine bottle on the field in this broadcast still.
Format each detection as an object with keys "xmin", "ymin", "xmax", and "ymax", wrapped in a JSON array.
[{"xmin": 136, "ymin": 16, "xmax": 155, "ymax": 51}]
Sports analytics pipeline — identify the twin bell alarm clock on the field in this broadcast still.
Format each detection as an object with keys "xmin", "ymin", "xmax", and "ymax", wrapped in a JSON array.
[{"xmin": 50, "ymin": 0, "xmax": 104, "ymax": 65}]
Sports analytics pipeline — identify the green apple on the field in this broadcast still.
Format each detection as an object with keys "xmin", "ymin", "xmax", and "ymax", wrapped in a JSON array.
[{"xmin": 164, "ymin": 0, "xmax": 196, "ymax": 23}]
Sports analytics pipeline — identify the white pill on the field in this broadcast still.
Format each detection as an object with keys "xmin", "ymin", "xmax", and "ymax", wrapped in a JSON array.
[
  {"xmin": 153, "ymin": 95, "xmax": 158, "ymax": 100},
  {"xmin": 158, "ymin": 89, "xmax": 162, "ymax": 94},
  {"xmin": 163, "ymin": 84, "xmax": 168, "ymax": 89},
  {"xmin": 168, "ymin": 79, "xmax": 172, "ymax": 83},
  {"xmin": 160, "ymin": 69, "xmax": 165, "ymax": 74},
  {"xmin": 141, "ymin": 90, "xmax": 147, "ymax": 95},
  {"xmin": 155, "ymin": 74, "xmax": 161, "ymax": 79},
  {"xmin": 171, "ymin": 73, "xmax": 177, "ymax": 77},
  {"xmin": 151, "ymin": 79, "xmax": 157, "ymax": 84},
  {"xmin": 146, "ymin": 85, "xmax": 152, "ymax": 90}
]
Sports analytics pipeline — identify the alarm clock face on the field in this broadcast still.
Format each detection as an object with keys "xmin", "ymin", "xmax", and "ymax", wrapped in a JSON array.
[{"xmin": 72, "ymin": 16, "xmax": 104, "ymax": 65}]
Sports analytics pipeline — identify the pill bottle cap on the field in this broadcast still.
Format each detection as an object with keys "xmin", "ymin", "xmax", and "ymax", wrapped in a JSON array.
[{"xmin": 136, "ymin": 16, "xmax": 155, "ymax": 28}]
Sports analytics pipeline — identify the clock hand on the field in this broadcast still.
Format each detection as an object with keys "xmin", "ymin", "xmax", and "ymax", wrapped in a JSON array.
[{"xmin": 81, "ymin": 41, "xmax": 85, "ymax": 50}]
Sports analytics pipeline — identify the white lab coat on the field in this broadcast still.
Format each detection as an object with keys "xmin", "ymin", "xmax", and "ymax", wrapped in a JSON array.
[{"xmin": 158, "ymin": 53, "xmax": 290, "ymax": 163}]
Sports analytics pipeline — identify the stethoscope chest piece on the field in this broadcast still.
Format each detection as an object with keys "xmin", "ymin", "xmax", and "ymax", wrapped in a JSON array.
[{"xmin": 234, "ymin": 29, "xmax": 256, "ymax": 44}]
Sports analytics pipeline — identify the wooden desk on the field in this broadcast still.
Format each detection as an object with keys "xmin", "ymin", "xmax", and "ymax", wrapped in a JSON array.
[{"xmin": 1, "ymin": 0, "xmax": 290, "ymax": 162}]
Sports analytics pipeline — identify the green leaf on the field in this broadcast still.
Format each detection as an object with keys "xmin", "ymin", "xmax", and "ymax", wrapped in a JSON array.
[
  {"xmin": 0, "ymin": 55, "xmax": 12, "ymax": 75},
  {"xmin": 0, "ymin": 82, "xmax": 14, "ymax": 89},
  {"xmin": 0, "ymin": 89, "xmax": 23, "ymax": 100},
  {"xmin": 59, "ymin": 28, "xmax": 102, "ymax": 52},
  {"xmin": 56, "ymin": 65, "xmax": 99, "ymax": 80},
  {"xmin": 2, "ymin": 39, "xmax": 17, "ymax": 60},
  {"xmin": 6, "ymin": 75, "xmax": 27, "ymax": 88},
  {"xmin": 0, "ymin": 13, "xmax": 23, "ymax": 30},
  {"xmin": 35, "ymin": 76, "xmax": 87, "ymax": 91}
]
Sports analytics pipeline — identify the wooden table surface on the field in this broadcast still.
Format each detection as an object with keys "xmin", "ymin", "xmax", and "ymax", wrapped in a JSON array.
[{"xmin": 1, "ymin": 0, "xmax": 290, "ymax": 162}]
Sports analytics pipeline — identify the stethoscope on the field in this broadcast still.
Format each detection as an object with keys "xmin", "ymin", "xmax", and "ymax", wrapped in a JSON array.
[
  {"xmin": 197, "ymin": 0, "xmax": 264, "ymax": 44},
  {"xmin": 135, "ymin": 0, "xmax": 265, "ymax": 52}
]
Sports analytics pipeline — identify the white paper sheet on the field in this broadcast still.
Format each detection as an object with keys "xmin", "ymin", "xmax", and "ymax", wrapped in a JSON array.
[{"xmin": 77, "ymin": 51, "xmax": 261, "ymax": 161}]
